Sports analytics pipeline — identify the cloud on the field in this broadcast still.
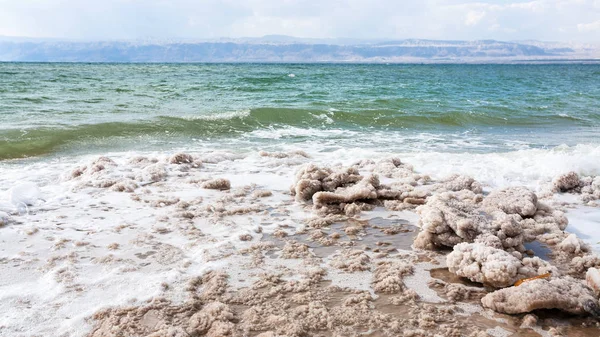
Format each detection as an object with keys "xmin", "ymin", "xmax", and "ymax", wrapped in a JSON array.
[
  {"xmin": 0, "ymin": 0, "xmax": 598, "ymax": 42},
  {"xmin": 465, "ymin": 10, "xmax": 486, "ymax": 26},
  {"xmin": 577, "ymin": 20, "xmax": 600, "ymax": 32}
]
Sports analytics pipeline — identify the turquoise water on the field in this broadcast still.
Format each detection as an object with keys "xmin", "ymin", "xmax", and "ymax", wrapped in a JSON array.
[{"xmin": 1, "ymin": 63, "xmax": 599, "ymax": 160}]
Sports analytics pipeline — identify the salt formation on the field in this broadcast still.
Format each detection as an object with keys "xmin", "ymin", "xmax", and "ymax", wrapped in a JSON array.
[
  {"xmin": 433, "ymin": 174, "xmax": 483, "ymax": 194},
  {"xmin": 371, "ymin": 260, "xmax": 413, "ymax": 294},
  {"xmin": 291, "ymin": 160, "xmax": 434, "ymax": 215},
  {"xmin": 586, "ymin": 268, "xmax": 600, "ymax": 296},
  {"xmin": 288, "ymin": 158, "xmax": 600, "ymax": 320},
  {"xmin": 481, "ymin": 277, "xmax": 600, "ymax": 317},
  {"xmin": 169, "ymin": 152, "xmax": 195, "ymax": 164},
  {"xmin": 330, "ymin": 249, "xmax": 371, "ymax": 272},
  {"xmin": 64, "ymin": 155, "xmax": 199, "ymax": 192},
  {"xmin": 482, "ymin": 186, "xmax": 537, "ymax": 217},
  {"xmin": 447, "ymin": 243, "xmax": 525, "ymax": 288},
  {"xmin": 258, "ymin": 150, "xmax": 310, "ymax": 158},
  {"xmin": 137, "ymin": 163, "xmax": 167, "ymax": 183},
  {"xmin": 413, "ymin": 185, "xmax": 573, "ymax": 252},
  {"xmin": 553, "ymin": 171, "xmax": 600, "ymax": 203},
  {"xmin": 558, "ymin": 233, "xmax": 590, "ymax": 255},
  {"xmin": 446, "ymin": 243, "xmax": 556, "ymax": 288},
  {"xmin": 201, "ymin": 178, "xmax": 231, "ymax": 190},
  {"xmin": 411, "ymin": 181, "xmax": 600, "ymax": 316},
  {"xmin": 428, "ymin": 279, "xmax": 486, "ymax": 303}
]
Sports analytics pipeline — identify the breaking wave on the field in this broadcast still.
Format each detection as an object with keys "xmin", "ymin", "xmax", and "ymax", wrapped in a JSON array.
[{"xmin": 0, "ymin": 107, "xmax": 598, "ymax": 160}]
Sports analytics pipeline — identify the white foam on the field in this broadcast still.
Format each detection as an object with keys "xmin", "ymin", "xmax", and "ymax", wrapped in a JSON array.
[
  {"xmin": 175, "ymin": 109, "xmax": 251, "ymax": 121},
  {"xmin": 565, "ymin": 206, "xmax": 600, "ymax": 253},
  {"xmin": 9, "ymin": 182, "xmax": 43, "ymax": 207}
]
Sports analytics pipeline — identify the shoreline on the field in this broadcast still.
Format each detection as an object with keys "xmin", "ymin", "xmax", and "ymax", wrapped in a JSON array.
[{"xmin": 1, "ymin": 149, "xmax": 599, "ymax": 336}]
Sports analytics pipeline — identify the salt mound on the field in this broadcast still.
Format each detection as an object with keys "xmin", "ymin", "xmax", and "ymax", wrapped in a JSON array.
[
  {"xmin": 413, "ymin": 190, "xmax": 489, "ymax": 249},
  {"xmin": 312, "ymin": 175, "xmax": 379, "ymax": 214},
  {"xmin": 201, "ymin": 178, "xmax": 231, "ymax": 190},
  {"xmin": 482, "ymin": 186, "xmax": 537, "ymax": 217},
  {"xmin": 414, "ymin": 185, "xmax": 574, "ymax": 253},
  {"xmin": 558, "ymin": 233, "xmax": 590, "ymax": 255},
  {"xmin": 552, "ymin": 171, "xmax": 600, "ymax": 203},
  {"xmin": 9, "ymin": 182, "xmax": 43, "ymax": 206},
  {"xmin": 169, "ymin": 152, "xmax": 194, "ymax": 164},
  {"xmin": 553, "ymin": 171, "xmax": 582, "ymax": 192},
  {"xmin": 292, "ymin": 163, "xmax": 434, "ymax": 215},
  {"xmin": 586, "ymin": 268, "xmax": 600, "ymax": 297},
  {"xmin": 435, "ymin": 174, "xmax": 482, "ymax": 194},
  {"xmin": 330, "ymin": 249, "xmax": 371, "ymax": 272},
  {"xmin": 372, "ymin": 261, "xmax": 414, "ymax": 294},
  {"xmin": 481, "ymin": 277, "xmax": 600, "ymax": 317},
  {"xmin": 291, "ymin": 164, "xmax": 362, "ymax": 202},
  {"xmin": 138, "ymin": 163, "xmax": 167, "ymax": 183},
  {"xmin": 447, "ymin": 243, "xmax": 522, "ymax": 288}
]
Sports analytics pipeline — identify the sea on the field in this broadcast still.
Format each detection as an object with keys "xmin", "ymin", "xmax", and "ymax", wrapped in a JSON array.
[{"xmin": 1, "ymin": 63, "xmax": 600, "ymax": 336}]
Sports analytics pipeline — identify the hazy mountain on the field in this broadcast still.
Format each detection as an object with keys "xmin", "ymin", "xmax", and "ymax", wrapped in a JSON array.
[{"xmin": 0, "ymin": 36, "xmax": 598, "ymax": 63}]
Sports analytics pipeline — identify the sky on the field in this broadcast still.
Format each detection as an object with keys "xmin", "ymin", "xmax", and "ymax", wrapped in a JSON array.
[{"xmin": 0, "ymin": 0, "xmax": 599, "ymax": 42}]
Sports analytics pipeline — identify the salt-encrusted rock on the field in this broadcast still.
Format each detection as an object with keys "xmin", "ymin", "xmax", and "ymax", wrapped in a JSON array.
[
  {"xmin": 89, "ymin": 156, "xmax": 117, "ymax": 173},
  {"xmin": 169, "ymin": 152, "xmax": 194, "ymax": 164},
  {"xmin": 481, "ymin": 277, "xmax": 600, "ymax": 317},
  {"xmin": 553, "ymin": 171, "xmax": 581, "ymax": 192},
  {"xmin": 293, "ymin": 163, "xmax": 429, "ymax": 215},
  {"xmin": 586, "ymin": 268, "xmax": 600, "ymax": 297},
  {"xmin": 414, "ymin": 190, "xmax": 487, "ymax": 249},
  {"xmin": 371, "ymin": 157, "xmax": 414, "ymax": 179},
  {"xmin": 413, "ymin": 183, "xmax": 575, "ymax": 253},
  {"xmin": 520, "ymin": 314, "xmax": 538, "ymax": 328},
  {"xmin": 435, "ymin": 174, "xmax": 483, "ymax": 194},
  {"xmin": 372, "ymin": 261, "xmax": 413, "ymax": 294},
  {"xmin": 138, "ymin": 163, "xmax": 167, "ymax": 183},
  {"xmin": 570, "ymin": 254, "xmax": 600, "ymax": 275},
  {"xmin": 483, "ymin": 186, "xmax": 537, "ymax": 217},
  {"xmin": 558, "ymin": 233, "xmax": 590, "ymax": 255},
  {"xmin": 313, "ymin": 175, "xmax": 379, "ymax": 208},
  {"xmin": 330, "ymin": 249, "xmax": 371, "ymax": 272},
  {"xmin": 549, "ymin": 172, "xmax": 600, "ymax": 203},
  {"xmin": 201, "ymin": 178, "xmax": 231, "ymax": 190},
  {"xmin": 128, "ymin": 156, "xmax": 158, "ymax": 167},
  {"xmin": 291, "ymin": 164, "xmax": 362, "ymax": 202},
  {"xmin": 447, "ymin": 243, "xmax": 522, "ymax": 288}
]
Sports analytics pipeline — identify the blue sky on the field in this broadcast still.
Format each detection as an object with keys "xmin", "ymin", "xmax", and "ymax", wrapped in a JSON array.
[{"xmin": 0, "ymin": 0, "xmax": 599, "ymax": 42}]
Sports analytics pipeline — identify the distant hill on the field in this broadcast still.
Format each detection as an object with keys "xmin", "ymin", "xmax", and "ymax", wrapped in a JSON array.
[{"xmin": 0, "ymin": 36, "xmax": 598, "ymax": 63}]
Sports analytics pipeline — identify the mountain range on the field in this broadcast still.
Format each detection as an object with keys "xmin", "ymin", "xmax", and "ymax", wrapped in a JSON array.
[{"xmin": 0, "ymin": 35, "xmax": 598, "ymax": 63}]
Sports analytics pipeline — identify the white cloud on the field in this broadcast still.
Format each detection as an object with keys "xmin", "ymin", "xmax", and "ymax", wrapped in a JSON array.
[
  {"xmin": 465, "ymin": 10, "xmax": 486, "ymax": 26},
  {"xmin": 0, "ymin": 0, "xmax": 598, "ymax": 42},
  {"xmin": 577, "ymin": 20, "xmax": 600, "ymax": 32}
]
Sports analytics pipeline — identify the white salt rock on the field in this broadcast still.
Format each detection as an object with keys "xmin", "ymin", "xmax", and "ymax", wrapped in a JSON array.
[
  {"xmin": 586, "ymin": 268, "xmax": 600, "ymax": 297},
  {"xmin": 558, "ymin": 233, "xmax": 586, "ymax": 254},
  {"xmin": 10, "ymin": 182, "xmax": 43, "ymax": 206}
]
